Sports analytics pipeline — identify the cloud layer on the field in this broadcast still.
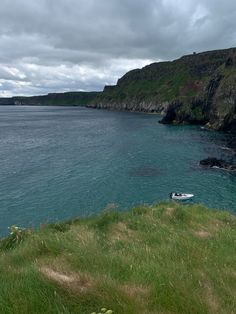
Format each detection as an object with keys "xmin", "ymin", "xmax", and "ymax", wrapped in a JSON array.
[{"xmin": 0, "ymin": 0, "xmax": 236, "ymax": 96}]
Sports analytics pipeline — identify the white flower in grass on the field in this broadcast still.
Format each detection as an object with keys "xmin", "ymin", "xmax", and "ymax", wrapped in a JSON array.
[{"xmin": 91, "ymin": 308, "xmax": 113, "ymax": 314}]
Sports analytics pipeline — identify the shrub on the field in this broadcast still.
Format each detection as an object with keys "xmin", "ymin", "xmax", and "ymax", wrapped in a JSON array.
[{"xmin": 0, "ymin": 225, "xmax": 30, "ymax": 250}]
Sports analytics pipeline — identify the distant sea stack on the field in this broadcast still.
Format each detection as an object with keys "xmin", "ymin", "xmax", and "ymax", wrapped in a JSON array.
[{"xmin": 88, "ymin": 47, "xmax": 236, "ymax": 133}]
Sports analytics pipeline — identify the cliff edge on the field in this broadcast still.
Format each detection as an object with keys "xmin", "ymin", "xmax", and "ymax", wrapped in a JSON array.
[{"xmin": 89, "ymin": 47, "xmax": 236, "ymax": 133}]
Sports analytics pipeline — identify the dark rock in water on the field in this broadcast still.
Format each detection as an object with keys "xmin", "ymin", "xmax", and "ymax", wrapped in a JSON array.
[
  {"xmin": 227, "ymin": 138, "xmax": 236, "ymax": 151},
  {"xmin": 129, "ymin": 166, "xmax": 161, "ymax": 177},
  {"xmin": 160, "ymin": 99, "xmax": 208, "ymax": 126},
  {"xmin": 159, "ymin": 102, "xmax": 181, "ymax": 124},
  {"xmin": 200, "ymin": 157, "xmax": 236, "ymax": 171},
  {"xmin": 200, "ymin": 157, "xmax": 224, "ymax": 167}
]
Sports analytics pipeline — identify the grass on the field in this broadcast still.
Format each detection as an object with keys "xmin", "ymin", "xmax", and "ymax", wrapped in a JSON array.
[
  {"xmin": 13, "ymin": 92, "xmax": 100, "ymax": 107},
  {"xmin": 0, "ymin": 202, "xmax": 235, "ymax": 314},
  {"xmin": 105, "ymin": 69, "xmax": 191, "ymax": 103}
]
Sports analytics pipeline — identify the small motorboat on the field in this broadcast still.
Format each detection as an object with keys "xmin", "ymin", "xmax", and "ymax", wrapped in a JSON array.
[{"xmin": 170, "ymin": 192, "xmax": 194, "ymax": 201}]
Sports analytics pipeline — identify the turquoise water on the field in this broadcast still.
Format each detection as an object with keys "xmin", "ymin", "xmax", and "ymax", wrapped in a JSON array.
[{"xmin": 0, "ymin": 106, "xmax": 235, "ymax": 236}]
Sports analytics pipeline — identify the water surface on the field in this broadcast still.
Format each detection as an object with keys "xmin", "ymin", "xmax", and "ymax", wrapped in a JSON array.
[{"xmin": 0, "ymin": 106, "xmax": 235, "ymax": 236}]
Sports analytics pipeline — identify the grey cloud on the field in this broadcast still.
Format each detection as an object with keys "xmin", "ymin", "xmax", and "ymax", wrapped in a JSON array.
[{"xmin": 0, "ymin": 0, "xmax": 236, "ymax": 96}]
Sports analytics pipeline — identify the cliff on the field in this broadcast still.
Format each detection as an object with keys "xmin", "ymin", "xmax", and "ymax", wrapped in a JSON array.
[
  {"xmin": 1, "ymin": 48, "xmax": 236, "ymax": 133},
  {"xmin": 89, "ymin": 48, "xmax": 236, "ymax": 133},
  {"xmin": 0, "ymin": 202, "xmax": 235, "ymax": 313},
  {"xmin": 0, "ymin": 91, "xmax": 100, "ymax": 106}
]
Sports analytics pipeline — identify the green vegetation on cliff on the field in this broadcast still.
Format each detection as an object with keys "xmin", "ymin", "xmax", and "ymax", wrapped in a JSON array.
[
  {"xmin": 0, "ymin": 202, "xmax": 235, "ymax": 314},
  {"xmin": 1, "ymin": 47, "xmax": 236, "ymax": 132},
  {"xmin": 90, "ymin": 47, "xmax": 236, "ymax": 132},
  {"xmin": 0, "ymin": 91, "xmax": 100, "ymax": 106}
]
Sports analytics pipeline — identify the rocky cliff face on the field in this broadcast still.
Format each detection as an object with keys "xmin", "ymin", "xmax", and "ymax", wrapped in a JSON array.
[
  {"xmin": 1, "ymin": 48, "xmax": 235, "ymax": 133},
  {"xmin": 89, "ymin": 47, "xmax": 236, "ymax": 133}
]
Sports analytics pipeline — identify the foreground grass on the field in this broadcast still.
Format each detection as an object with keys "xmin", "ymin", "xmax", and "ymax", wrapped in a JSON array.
[{"xmin": 0, "ymin": 202, "xmax": 235, "ymax": 314}]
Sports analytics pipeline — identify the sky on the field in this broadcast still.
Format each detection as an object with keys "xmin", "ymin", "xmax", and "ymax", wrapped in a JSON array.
[{"xmin": 0, "ymin": 0, "xmax": 236, "ymax": 97}]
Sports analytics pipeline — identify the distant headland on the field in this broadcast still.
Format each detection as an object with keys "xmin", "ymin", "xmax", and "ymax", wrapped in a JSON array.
[{"xmin": 1, "ymin": 47, "xmax": 236, "ymax": 133}]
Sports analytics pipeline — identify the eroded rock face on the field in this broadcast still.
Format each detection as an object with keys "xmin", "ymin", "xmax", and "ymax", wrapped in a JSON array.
[
  {"xmin": 89, "ymin": 47, "xmax": 236, "ymax": 133},
  {"xmin": 200, "ymin": 157, "xmax": 236, "ymax": 171},
  {"xmin": 1, "ymin": 47, "xmax": 236, "ymax": 134},
  {"xmin": 160, "ymin": 69, "xmax": 236, "ymax": 133}
]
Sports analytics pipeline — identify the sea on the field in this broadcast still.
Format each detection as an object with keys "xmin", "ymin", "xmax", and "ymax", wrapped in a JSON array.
[{"xmin": 0, "ymin": 106, "xmax": 235, "ymax": 236}]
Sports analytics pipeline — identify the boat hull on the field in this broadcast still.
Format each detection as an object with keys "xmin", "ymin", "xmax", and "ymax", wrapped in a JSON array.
[{"xmin": 170, "ymin": 193, "xmax": 194, "ymax": 201}]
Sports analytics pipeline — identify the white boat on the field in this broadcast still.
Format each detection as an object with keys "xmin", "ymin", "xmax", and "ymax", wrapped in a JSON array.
[{"xmin": 170, "ymin": 192, "xmax": 194, "ymax": 201}]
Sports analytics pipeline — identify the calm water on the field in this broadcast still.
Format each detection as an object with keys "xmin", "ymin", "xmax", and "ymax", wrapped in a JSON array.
[{"xmin": 0, "ymin": 106, "xmax": 235, "ymax": 236}]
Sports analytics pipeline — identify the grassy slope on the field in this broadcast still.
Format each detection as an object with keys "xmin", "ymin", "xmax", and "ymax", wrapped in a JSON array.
[
  {"xmin": 0, "ymin": 92, "xmax": 101, "ymax": 106},
  {"xmin": 15, "ymin": 92, "xmax": 100, "ymax": 106},
  {"xmin": 97, "ymin": 65, "xmax": 193, "ymax": 105},
  {"xmin": 0, "ymin": 202, "xmax": 235, "ymax": 314}
]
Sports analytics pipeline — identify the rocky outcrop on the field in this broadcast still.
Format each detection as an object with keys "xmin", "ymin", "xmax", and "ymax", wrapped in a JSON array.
[
  {"xmin": 88, "ymin": 47, "xmax": 236, "ymax": 133},
  {"xmin": 200, "ymin": 157, "xmax": 236, "ymax": 171},
  {"xmin": 159, "ymin": 51, "xmax": 236, "ymax": 133},
  {"xmin": 227, "ymin": 138, "xmax": 236, "ymax": 151}
]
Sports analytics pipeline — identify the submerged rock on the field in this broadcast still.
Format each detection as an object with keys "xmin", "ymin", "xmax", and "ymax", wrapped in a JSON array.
[
  {"xmin": 200, "ymin": 157, "xmax": 236, "ymax": 171},
  {"xmin": 227, "ymin": 138, "xmax": 236, "ymax": 151},
  {"xmin": 129, "ymin": 166, "xmax": 161, "ymax": 177}
]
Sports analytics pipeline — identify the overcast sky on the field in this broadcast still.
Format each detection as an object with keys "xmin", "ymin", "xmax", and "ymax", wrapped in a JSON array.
[{"xmin": 0, "ymin": 0, "xmax": 236, "ymax": 97}]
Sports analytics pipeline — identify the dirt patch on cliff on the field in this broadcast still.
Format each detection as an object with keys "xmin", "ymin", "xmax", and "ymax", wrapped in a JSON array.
[
  {"xmin": 120, "ymin": 283, "xmax": 150, "ymax": 307},
  {"xmin": 165, "ymin": 207, "xmax": 175, "ymax": 217},
  {"xmin": 40, "ymin": 267, "xmax": 93, "ymax": 293},
  {"xmin": 203, "ymin": 281, "xmax": 219, "ymax": 313},
  {"xmin": 194, "ymin": 230, "xmax": 211, "ymax": 239},
  {"xmin": 71, "ymin": 225, "xmax": 95, "ymax": 245},
  {"xmin": 121, "ymin": 283, "xmax": 149, "ymax": 298},
  {"xmin": 110, "ymin": 222, "xmax": 137, "ymax": 242}
]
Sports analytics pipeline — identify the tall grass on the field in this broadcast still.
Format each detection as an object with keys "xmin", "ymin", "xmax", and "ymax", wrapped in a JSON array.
[{"xmin": 0, "ymin": 202, "xmax": 235, "ymax": 313}]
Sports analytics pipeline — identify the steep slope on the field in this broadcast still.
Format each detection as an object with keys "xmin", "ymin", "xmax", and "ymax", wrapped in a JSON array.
[
  {"xmin": 0, "ymin": 202, "xmax": 235, "ymax": 314},
  {"xmin": 1, "ymin": 48, "xmax": 235, "ymax": 132},
  {"xmin": 89, "ymin": 48, "xmax": 236, "ymax": 132}
]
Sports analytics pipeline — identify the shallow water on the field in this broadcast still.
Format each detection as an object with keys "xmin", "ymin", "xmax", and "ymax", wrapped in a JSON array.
[{"xmin": 0, "ymin": 106, "xmax": 235, "ymax": 236}]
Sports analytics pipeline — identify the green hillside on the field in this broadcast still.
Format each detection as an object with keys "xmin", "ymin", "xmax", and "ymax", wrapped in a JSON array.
[
  {"xmin": 0, "ymin": 202, "xmax": 235, "ymax": 314},
  {"xmin": 89, "ymin": 48, "xmax": 236, "ymax": 133},
  {"xmin": 0, "ymin": 91, "xmax": 100, "ymax": 106}
]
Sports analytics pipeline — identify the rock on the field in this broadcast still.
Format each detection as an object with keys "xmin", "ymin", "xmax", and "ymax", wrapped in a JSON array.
[
  {"xmin": 227, "ymin": 138, "xmax": 236, "ymax": 151},
  {"xmin": 200, "ymin": 157, "xmax": 236, "ymax": 171}
]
